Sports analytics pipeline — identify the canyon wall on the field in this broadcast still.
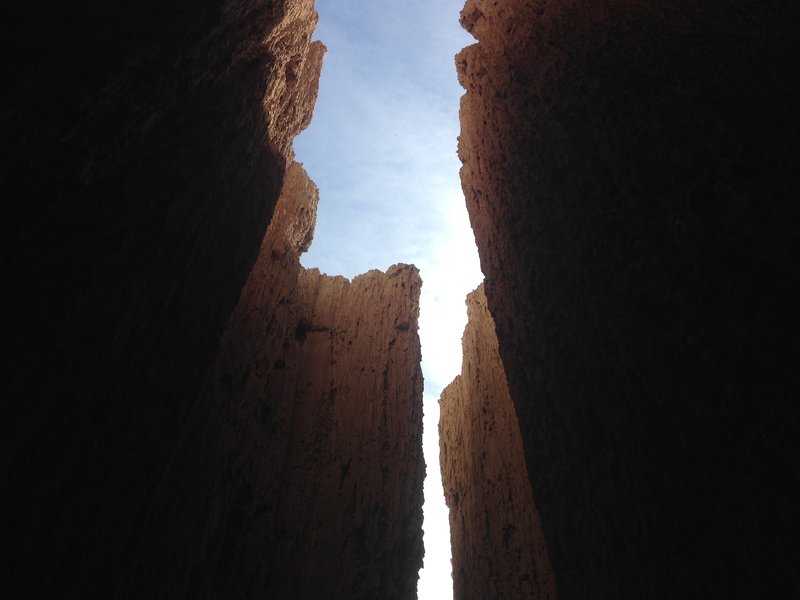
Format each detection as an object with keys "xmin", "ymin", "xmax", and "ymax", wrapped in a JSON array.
[
  {"xmin": 440, "ymin": 285, "xmax": 555, "ymax": 600},
  {"xmin": 456, "ymin": 0, "xmax": 799, "ymax": 598},
  {"xmin": 127, "ymin": 162, "xmax": 425, "ymax": 598},
  {"xmin": 0, "ymin": 1, "xmax": 424, "ymax": 598}
]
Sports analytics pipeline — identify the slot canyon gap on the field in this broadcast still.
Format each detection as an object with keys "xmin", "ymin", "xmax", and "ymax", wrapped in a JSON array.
[{"xmin": 1, "ymin": 1, "xmax": 798, "ymax": 599}]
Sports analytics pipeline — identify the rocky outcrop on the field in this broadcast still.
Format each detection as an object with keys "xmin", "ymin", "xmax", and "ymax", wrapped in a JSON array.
[
  {"xmin": 0, "ymin": 2, "xmax": 426, "ymax": 598},
  {"xmin": 440, "ymin": 285, "xmax": 555, "ymax": 600},
  {"xmin": 457, "ymin": 0, "xmax": 799, "ymax": 598},
  {"xmin": 266, "ymin": 262, "xmax": 424, "ymax": 599},
  {"xmin": 128, "ymin": 162, "xmax": 425, "ymax": 598}
]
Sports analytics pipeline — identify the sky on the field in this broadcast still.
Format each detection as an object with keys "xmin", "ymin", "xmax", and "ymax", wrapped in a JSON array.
[{"xmin": 293, "ymin": 1, "xmax": 482, "ymax": 597}]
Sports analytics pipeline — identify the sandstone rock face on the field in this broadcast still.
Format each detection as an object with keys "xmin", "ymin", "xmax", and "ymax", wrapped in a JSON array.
[
  {"xmin": 457, "ymin": 0, "xmax": 799, "ymax": 598},
  {"xmin": 1, "ymin": 1, "xmax": 428, "ymax": 595},
  {"xmin": 0, "ymin": 2, "xmax": 350, "ymax": 596},
  {"xmin": 129, "ymin": 162, "xmax": 425, "ymax": 598},
  {"xmin": 440, "ymin": 285, "xmax": 555, "ymax": 600}
]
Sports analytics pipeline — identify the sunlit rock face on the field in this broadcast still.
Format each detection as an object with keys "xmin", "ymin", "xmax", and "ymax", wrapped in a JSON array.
[
  {"xmin": 457, "ymin": 0, "xmax": 799, "ymax": 598},
  {"xmin": 440, "ymin": 284, "xmax": 555, "ymax": 600},
  {"xmin": 135, "ymin": 162, "xmax": 425, "ymax": 598},
  {"xmin": 1, "ymin": 1, "xmax": 423, "ymax": 598}
]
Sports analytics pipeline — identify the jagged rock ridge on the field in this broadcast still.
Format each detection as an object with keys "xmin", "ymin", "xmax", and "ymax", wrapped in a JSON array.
[{"xmin": 440, "ymin": 284, "xmax": 555, "ymax": 600}]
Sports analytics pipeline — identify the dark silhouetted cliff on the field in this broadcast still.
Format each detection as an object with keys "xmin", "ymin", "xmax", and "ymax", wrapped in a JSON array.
[
  {"xmin": 455, "ymin": 0, "xmax": 799, "ymax": 598},
  {"xmin": 0, "ymin": 2, "xmax": 424, "ymax": 598}
]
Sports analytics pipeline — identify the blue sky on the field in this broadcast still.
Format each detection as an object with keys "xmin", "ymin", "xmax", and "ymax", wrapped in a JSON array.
[{"xmin": 294, "ymin": 1, "xmax": 481, "ymax": 597}]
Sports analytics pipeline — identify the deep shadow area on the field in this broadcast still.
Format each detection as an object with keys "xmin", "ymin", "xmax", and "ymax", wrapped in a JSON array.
[
  {"xmin": 3, "ymin": 1, "xmax": 799, "ymax": 599},
  {"xmin": 456, "ymin": 0, "xmax": 799, "ymax": 597},
  {"xmin": 0, "ymin": 1, "xmax": 321, "ymax": 596},
  {"xmin": 1, "ymin": 3, "xmax": 426, "ymax": 598}
]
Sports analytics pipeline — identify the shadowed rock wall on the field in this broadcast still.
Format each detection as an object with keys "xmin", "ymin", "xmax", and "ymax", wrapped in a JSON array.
[
  {"xmin": 440, "ymin": 284, "xmax": 555, "ymax": 600},
  {"xmin": 130, "ymin": 162, "xmax": 425, "ymax": 598},
  {"xmin": 1, "ymin": 1, "xmax": 424, "ymax": 598},
  {"xmin": 457, "ymin": 0, "xmax": 799, "ymax": 598}
]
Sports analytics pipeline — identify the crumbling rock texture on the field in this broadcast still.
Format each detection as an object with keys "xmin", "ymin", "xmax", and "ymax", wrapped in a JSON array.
[
  {"xmin": 457, "ymin": 0, "xmax": 799, "ymax": 598},
  {"xmin": 1, "ymin": 1, "xmax": 423, "ymax": 598},
  {"xmin": 440, "ymin": 284, "xmax": 555, "ymax": 600},
  {"xmin": 131, "ymin": 162, "xmax": 425, "ymax": 598}
]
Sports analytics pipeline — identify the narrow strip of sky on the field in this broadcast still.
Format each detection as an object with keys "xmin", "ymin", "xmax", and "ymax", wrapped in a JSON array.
[{"xmin": 293, "ymin": 1, "xmax": 481, "ymax": 598}]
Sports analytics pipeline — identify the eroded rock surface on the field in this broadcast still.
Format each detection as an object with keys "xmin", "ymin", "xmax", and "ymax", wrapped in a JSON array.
[
  {"xmin": 457, "ymin": 0, "xmax": 799, "ymax": 598},
  {"xmin": 1, "ymin": 1, "xmax": 324, "ymax": 593},
  {"xmin": 1, "ymin": 2, "xmax": 423, "ymax": 598},
  {"xmin": 440, "ymin": 285, "xmax": 555, "ymax": 600},
  {"xmin": 132, "ymin": 162, "xmax": 425, "ymax": 598}
]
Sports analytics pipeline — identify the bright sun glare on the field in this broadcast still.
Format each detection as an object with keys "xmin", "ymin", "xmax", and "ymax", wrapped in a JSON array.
[{"xmin": 293, "ymin": 1, "xmax": 481, "ymax": 598}]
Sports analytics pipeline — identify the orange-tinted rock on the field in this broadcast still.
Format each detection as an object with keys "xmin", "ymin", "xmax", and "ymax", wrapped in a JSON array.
[
  {"xmin": 0, "ymin": 0, "xmax": 430, "ymax": 587},
  {"xmin": 440, "ymin": 284, "xmax": 555, "ymax": 600},
  {"xmin": 0, "ymin": 2, "xmax": 331, "ymax": 596},
  {"xmin": 131, "ymin": 162, "xmax": 425, "ymax": 598},
  {"xmin": 457, "ymin": 0, "xmax": 799, "ymax": 598},
  {"xmin": 1, "ymin": 1, "xmax": 427, "ymax": 597}
]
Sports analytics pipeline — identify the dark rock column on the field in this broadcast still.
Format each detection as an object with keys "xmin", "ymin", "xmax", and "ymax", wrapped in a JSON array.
[
  {"xmin": 457, "ymin": 0, "xmax": 799, "ymax": 597},
  {"xmin": 0, "ymin": 1, "xmax": 325, "ymax": 596}
]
